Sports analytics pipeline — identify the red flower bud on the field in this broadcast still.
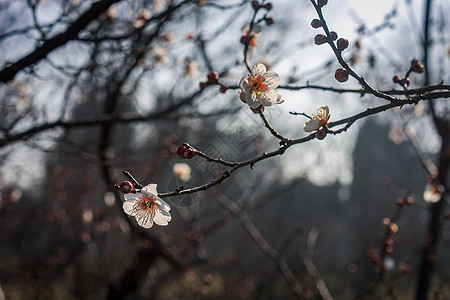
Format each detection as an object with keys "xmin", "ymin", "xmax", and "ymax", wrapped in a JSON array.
[
  {"xmin": 311, "ymin": 19, "xmax": 323, "ymax": 28},
  {"xmin": 315, "ymin": 129, "xmax": 327, "ymax": 140},
  {"xmin": 240, "ymin": 35, "xmax": 252, "ymax": 45},
  {"xmin": 392, "ymin": 75, "xmax": 401, "ymax": 83},
  {"xmin": 264, "ymin": 17, "xmax": 274, "ymax": 25},
  {"xmin": 207, "ymin": 71, "xmax": 219, "ymax": 84},
  {"xmin": 119, "ymin": 181, "xmax": 134, "ymax": 194},
  {"xmin": 219, "ymin": 85, "xmax": 229, "ymax": 93},
  {"xmin": 199, "ymin": 81, "xmax": 208, "ymax": 90},
  {"xmin": 251, "ymin": 1, "xmax": 260, "ymax": 10},
  {"xmin": 329, "ymin": 31, "xmax": 338, "ymax": 41},
  {"xmin": 335, "ymin": 68, "xmax": 349, "ymax": 82},
  {"xmin": 263, "ymin": 3, "xmax": 272, "ymax": 10},
  {"xmin": 337, "ymin": 38, "xmax": 349, "ymax": 51},
  {"xmin": 314, "ymin": 34, "xmax": 327, "ymax": 45},
  {"xmin": 184, "ymin": 149, "xmax": 196, "ymax": 159},
  {"xmin": 410, "ymin": 58, "xmax": 424, "ymax": 73},
  {"xmin": 177, "ymin": 144, "xmax": 187, "ymax": 158},
  {"xmin": 317, "ymin": 0, "xmax": 328, "ymax": 7}
]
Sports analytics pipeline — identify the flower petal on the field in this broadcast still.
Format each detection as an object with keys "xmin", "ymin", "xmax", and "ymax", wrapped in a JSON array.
[
  {"xmin": 155, "ymin": 197, "xmax": 171, "ymax": 212},
  {"xmin": 251, "ymin": 63, "xmax": 266, "ymax": 76},
  {"xmin": 153, "ymin": 209, "xmax": 171, "ymax": 226},
  {"xmin": 265, "ymin": 71, "xmax": 280, "ymax": 89},
  {"xmin": 124, "ymin": 192, "xmax": 140, "ymax": 201},
  {"xmin": 239, "ymin": 76, "xmax": 250, "ymax": 90},
  {"xmin": 261, "ymin": 90, "xmax": 280, "ymax": 106},
  {"xmin": 123, "ymin": 200, "xmax": 137, "ymax": 215},
  {"xmin": 142, "ymin": 183, "xmax": 157, "ymax": 196},
  {"xmin": 303, "ymin": 119, "xmax": 320, "ymax": 132},
  {"xmin": 252, "ymin": 24, "xmax": 262, "ymax": 34},
  {"xmin": 136, "ymin": 214, "xmax": 154, "ymax": 228}
]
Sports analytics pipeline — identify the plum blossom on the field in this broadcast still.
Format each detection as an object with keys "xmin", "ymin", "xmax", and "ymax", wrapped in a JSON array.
[
  {"xmin": 303, "ymin": 106, "xmax": 330, "ymax": 132},
  {"xmin": 172, "ymin": 163, "xmax": 191, "ymax": 182},
  {"xmin": 123, "ymin": 184, "xmax": 171, "ymax": 228},
  {"xmin": 239, "ymin": 63, "xmax": 283, "ymax": 108},
  {"xmin": 423, "ymin": 183, "xmax": 445, "ymax": 203}
]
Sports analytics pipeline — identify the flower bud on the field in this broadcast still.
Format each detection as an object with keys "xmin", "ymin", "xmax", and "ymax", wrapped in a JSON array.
[
  {"xmin": 314, "ymin": 34, "xmax": 327, "ymax": 45},
  {"xmin": 219, "ymin": 85, "xmax": 229, "ymax": 93},
  {"xmin": 177, "ymin": 144, "xmax": 187, "ymax": 158},
  {"xmin": 240, "ymin": 35, "xmax": 251, "ymax": 45},
  {"xmin": 207, "ymin": 71, "xmax": 219, "ymax": 84},
  {"xmin": 410, "ymin": 58, "xmax": 424, "ymax": 73},
  {"xmin": 315, "ymin": 129, "xmax": 327, "ymax": 140},
  {"xmin": 264, "ymin": 17, "xmax": 274, "ymax": 25},
  {"xmin": 396, "ymin": 197, "xmax": 404, "ymax": 206},
  {"xmin": 334, "ymin": 68, "xmax": 349, "ymax": 82},
  {"xmin": 317, "ymin": 0, "xmax": 328, "ymax": 7},
  {"xmin": 199, "ymin": 81, "xmax": 208, "ymax": 90},
  {"xmin": 119, "ymin": 181, "xmax": 134, "ymax": 194},
  {"xmin": 337, "ymin": 38, "xmax": 349, "ymax": 51},
  {"xmin": 184, "ymin": 148, "xmax": 196, "ymax": 159},
  {"xmin": 329, "ymin": 31, "xmax": 338, "ymax": 41},
  {"xmin": 251, "ymin": 1, "xmax": 260, "ymax": 10},
  {"xmin": 263, "ymin": 3, "xmax": 272, "ymax": 10},
  {"xmin": 392, "ymin": 75, "xmax": 401, "ymax": 83},
  {"xmin": 311, "ymin": 19, "xmax": 323, "ymax": 28}
]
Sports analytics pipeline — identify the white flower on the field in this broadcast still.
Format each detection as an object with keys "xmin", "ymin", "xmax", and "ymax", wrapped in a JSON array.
[
  {"xmin": 172, "ymin": 163, "xmax": 191, "ymax": 182},
  {"xmin": 303, "ymin": 106, "xmax": 330, "ymax": 132},
  {"xmin": 423, "ymin": 183, "xmax": 444, "ymax": 203},
  {"xmin": 123, "ymin": 184, "xmax": 171, "ymax": 228},
  {"xmin": 239, "ymin": 63, "xmax": 283, "ymax": 108}
]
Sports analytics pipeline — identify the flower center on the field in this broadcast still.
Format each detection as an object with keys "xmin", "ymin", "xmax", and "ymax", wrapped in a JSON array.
[
  {"xmin": 137, "ymin": 196, "xmax": 157, "ymax": 212},
  {"xmin": 248, "ymin": 75, "xmax": 268, "ymax": 94}
]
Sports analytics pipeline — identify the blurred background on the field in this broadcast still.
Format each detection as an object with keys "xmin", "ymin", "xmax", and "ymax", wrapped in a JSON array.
[{"xmin": 0, "ymin": 0, "xmax": 449, "ymax": 299}]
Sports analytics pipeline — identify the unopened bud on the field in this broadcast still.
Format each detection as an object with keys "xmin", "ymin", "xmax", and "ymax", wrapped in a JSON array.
[
  {"xmin": 392, "ymin": 75, "xmax": 401, "ymax": 83},
  {"xmin": 311, "ymin": 19, "xmax": 323, "ymax": 28},
  {"xmin": 317, "ymin": 0, "xmax": 328, "ymax": 7},
  {"xmin": 207, "ymin": 71, "xmax": 219, "ymax": 84},
  {"xmin": 263, "ymin": 3, "xmax": 272, "ymax": 10},
  {"xmin": 329, "ymin": 31, "xmax": 338, "ymax": 41},
  {"xmin": 337, "ymin": 38, "xmax": 349, "ymax": 51},
  {"xmin": 264, "ymin": 17, "xmax": 274, "ymax": 25},
  {"xmin": 120, "ymin": 181, "xmax": 134, "ymax": 194},
  {"xmin": 334, "ymin": 68, "xmax": 349, "ymax": 82},
  {"xmin": 315, "ymin": 129, "xmax": 327, "ymax": 140},
  {"xmin": 240, "ymin": 35, "xmax": 251, "ymax": 45},
  {"xmin": 410, "ymin": 58, "xmax": 424, "ymax": 73},
  {"xmin": 177, "ymin": 145, "xmax": 187, "ymax": 158},
  {"xmin": 199, "ymin": 81, "xmax": 208, "ymax": 90},
  {"xmin": 184, "ymin": 148, "xmax": 196, "ymax": 159},
  {"xmin": 219, "ymin": 85, "xmax": 229, "ymax": 93},
  {"xmin": 251, "ymin": 0, "xmax": 260, "ymax": 10},
  {"xmin": 314, "ymin": 34, "xmax": 327, "ymax": 45}
]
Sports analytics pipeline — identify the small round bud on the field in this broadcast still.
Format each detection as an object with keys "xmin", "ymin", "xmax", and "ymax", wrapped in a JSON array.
[
  {"xmin": 410, "ymin": 58, "xmax": 424, "ymax": 73},
  {"xmin": 388, "ymin": 223, "xmax": 399, "ymax": 233},
  {"xmin": 311, "ymin": 19, "xmax": 323, "ymax": 28},
  {"xmin": 392, "ymin": 75, "xmax": 401, "ymax": 83},
  {"xmin": 207, "ymin": 71, "xmax": 219, "ymax": 84},
  {"xmin": 404, "ymin": 78, "xmax": 410, "ymax": 87},
  {"xmin": 314, "ymin": 34, "xmax": 327, "ymax": 45},
  {"xmin": 406, "ymin": 196, "xmax": 414, "ymax": 205},
  {"xmin": 315, "ymin": 129, "xmax": 327, "ymax": 140},
  {"xmin": 177, "ymin": 144, "xmax": 187, "ymax": 158},
  {"xmin": 199, "ymin": 81, "xmax": 208, "ymax": 90},
  {"xmin": 334, "ymin": 68, "xmax": 349, "ymax": 82},
  {"xmin": 337, "ymin": 38, "xmax": 349, "ymax": 51},
  {"xmin": 119, "ymin": 181, "xmax": 134, "ymax": 194},
  {"xmin": 264, "ymin": 17, "xmax": 274, "ymax": 25},
  {"xmin": 396, "ymin": 197, "xmax": 404, "ymax": 206},
  {"xmin": 219, "ymin": 84, "xmax": 229, "ymax": 93},
  {"xmin": 317, "ymin": 0, "xmax": 328, "ymax": 7},
  {"xmin": 329, "ymin": 31, "xmax": 338, "ymax": 40},
  {"xmin": 263, "ymin": 3, "xmax": 272, "ymax": 10},
  {"xmin": 382, "ymin": 217, "xmax": 391, "ymax": 226},
  {"xmin": 251, "ymin": 1, "xmax": 260, "ymax": 10},
  {"xmin": 184, "ymin": 148, "xmax": 196, "ymax": 159}
]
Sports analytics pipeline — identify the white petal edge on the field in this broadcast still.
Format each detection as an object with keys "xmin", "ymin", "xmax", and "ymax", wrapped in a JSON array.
[
  {"xmin": 142, "ymin": 183, "xmax": 157, "ymax": 196},
  {"xmin": 303, "ymin": 119, "xmax": 320, "ymax": 132},
  {"xmin": 123, "ymin": 200, "xmax": 136, "ymax": 215},
  {"xmin": 156, "ymin": 197, "xmax": 171, "ymax": 212},
  {"xmin": 265, "ymin": 71, "xmax": 280, "ymax": 89},
  {"xmin": 251, "ymin": 63, "xmax": 266, "ymax": 76},
  {"xmin": 153, "ymin": 210, "xmax": 171, "ymax": 226},
  {"xmin": 136, "ymin": 215, "xmax": 154, "ymax": 228}
]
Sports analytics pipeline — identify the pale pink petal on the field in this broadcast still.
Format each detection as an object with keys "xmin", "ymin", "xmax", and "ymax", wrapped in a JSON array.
[
  {"xmin": 123, "ymin": 200, "xmax": 136, "ymax": 215},
  {"xmin": 265, "ymin": 71, "xmax": 280, "ymax": 89},
  {"xmin": 261, "ymin": 90, "xmax": 280, "ymax": 106},
  {"xmin": 239, "ymin": 76, "xmax": 250, "ymax": 90},
  {"xmin": 303, "ymin": 119, "xmax": 320, "ymax": 132},
  {"xmin": 251, "ymin": 63, "xmax": 266, "ymax": 76},
  {"xmin": 275, "ymin": 94, "xmax": 284, "ymax": 104},
  {"xmin": 155, "ymin": 197, "xmax": 171, "ymax": 212},
  {"xmin": 142, "ymin": 183, "xmax": 157, "ymax": 196},
  {"xmin": 136, "ymin": 215, "xmax": 154, "ymax": 228},
  {"xmin": 124, "ymin": 192, "xmax": 140, "ymax": 201},
  {"xmin": 153, "ymin": 210, "xmax": 171, "ymax": 226}
]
